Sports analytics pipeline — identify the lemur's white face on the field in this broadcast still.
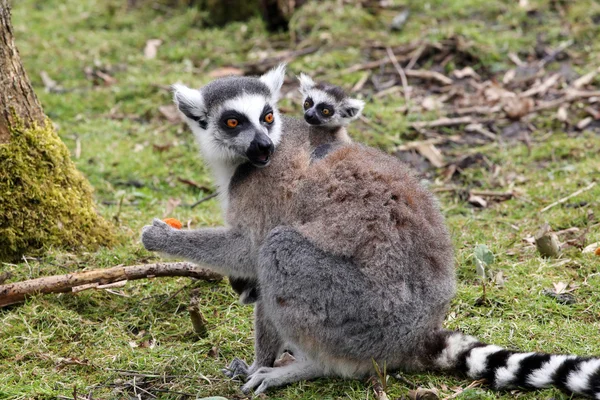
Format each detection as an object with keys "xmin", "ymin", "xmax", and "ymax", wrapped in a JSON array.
[
  {"xmin": 173, "ymin": 65, "xmax": 285, "ymax": 169},
  {"xmin": 298, "ymin": 73, "xmax": 365, "ymax": 128}
]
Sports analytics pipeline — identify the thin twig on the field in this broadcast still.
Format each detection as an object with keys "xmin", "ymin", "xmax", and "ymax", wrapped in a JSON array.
[
  {"xmin": 406, "ymin": 43, "xmax": 426, "ymax": 70},
  {"xmin": 190, "ymin": 192, "xmax": 218, "ymax": 209},
  {"xmin": 540, "ymin": 182, "xmax": 597, "ymax": 212},
  {"xmin": 386, "ymin": 47, "xmax": 410, "ymax": 104}
]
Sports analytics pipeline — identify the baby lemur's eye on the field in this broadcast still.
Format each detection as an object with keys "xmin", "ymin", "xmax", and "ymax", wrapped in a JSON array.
[
  {"xmin": 226, "ymin": 119, "xmax": 239, "ymax": 128},
  {"xmin": 304, "ymin": 101, "xmax": 310, "ymax": 109},
  {"xmin": 264, "ymin": 113, "xmax": 274, "ymax": 124},
  {"xmin": 322, "ymin": 108, "xmax": 331, "ymax": 115}
]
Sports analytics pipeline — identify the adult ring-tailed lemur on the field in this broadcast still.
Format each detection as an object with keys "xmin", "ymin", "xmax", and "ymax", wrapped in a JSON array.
[{"xmin": 142, "ymin": 65, "xmax": 600, "ymax": 398}]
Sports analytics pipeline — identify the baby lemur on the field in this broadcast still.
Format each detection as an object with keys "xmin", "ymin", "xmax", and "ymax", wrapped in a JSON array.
[
  {"xmin": 229, "ymin": 75, "xmax": 365, "ymax": 305},
  {"xmin": 142, "ymin": 67, "xmax": 600, "ymax": 398}
]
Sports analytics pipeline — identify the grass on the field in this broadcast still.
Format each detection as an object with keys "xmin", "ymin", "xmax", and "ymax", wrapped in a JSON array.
[{"xmin": 1, "ymin": 0, "xmax": 600, "ymax": 398}]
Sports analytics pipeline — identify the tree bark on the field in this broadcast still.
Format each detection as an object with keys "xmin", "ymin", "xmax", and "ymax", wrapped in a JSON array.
[{"xmin": 0, "ymin": 0, "xmax": 46, "ymax": 143}]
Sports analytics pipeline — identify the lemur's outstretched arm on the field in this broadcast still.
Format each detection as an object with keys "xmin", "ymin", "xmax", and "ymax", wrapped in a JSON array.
[{"xmin": 141, "ymin": 219, "xmax": 256, "ymax": 278}]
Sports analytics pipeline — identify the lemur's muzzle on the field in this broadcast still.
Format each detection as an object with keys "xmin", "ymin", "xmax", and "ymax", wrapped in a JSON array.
[
  {"xmin": 304, "ymin": 109, "xmax": 321, "ymax": 125},
  {"xmin": 246, "ymin": 132, "xmax": 274, "ymax": 167}
]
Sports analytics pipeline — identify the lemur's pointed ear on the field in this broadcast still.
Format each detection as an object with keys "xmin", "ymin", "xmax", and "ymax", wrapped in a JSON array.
[
  {"xmin": 342, "ymin": 98, "xmax": 365, "ymax": 119},
  {"xmin": 172, "ymin": 84, "xmax": 207, "ymax": 129},
  {"xmin": 297, "ymin": 73, "xmax": 315, "ymax": 95},
  {"xmin": 260, "ymin": 64, "xmax": 286, "ymax": 100}
]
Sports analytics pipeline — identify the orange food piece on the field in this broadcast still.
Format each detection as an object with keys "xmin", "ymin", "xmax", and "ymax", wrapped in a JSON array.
[
  {"xmin": 595, "ymin": 247, "xmax": 600, "ymax": 256},
  {"xmin": 163, "ymin": 218, "xmax": 182, "ymax": 229}
]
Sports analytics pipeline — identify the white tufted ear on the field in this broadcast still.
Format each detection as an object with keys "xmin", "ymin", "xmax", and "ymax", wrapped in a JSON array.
[
  {"xmin": 297, "ymin": 73, "xmax": 315, "ymax": 95},
  {"xmin": 342, "ymin": 98, "xmax": 365, "ymax": 119},
  {"xmin": 259, "ymin": 63, "xmax": 286, "ymax": 100},
  {"xmin": 172, "ymin": 83, "xmax": 207, "ymax": 127}
]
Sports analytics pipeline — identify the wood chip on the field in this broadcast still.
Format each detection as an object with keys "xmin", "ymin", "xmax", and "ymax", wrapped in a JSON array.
[
  {"xmin": 467, "ymin": 194, "xmax": 487, "ymax": 208},
  {"xmin": 577, "ymin": 117, "xmax": 593, "ymax": 130},
  {"xmin": 144, "ymin": 39, "xmax": 162, "ymax": 59},
  {"xmin": 452, "ymin": 66, "xmax": 480, "ymax": 80},
  {"xmin": 572, "ymin": 66, "xmax": 600, "ymax": 89}
]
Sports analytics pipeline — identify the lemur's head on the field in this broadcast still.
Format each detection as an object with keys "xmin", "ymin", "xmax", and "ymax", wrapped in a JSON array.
[
  {"xmin": 173, "ymin": 64, "xmax": 285, "ymax": 168},
  {"xmin": 298, "ymin": 73, "xmax": 364, "ymax": 128}
]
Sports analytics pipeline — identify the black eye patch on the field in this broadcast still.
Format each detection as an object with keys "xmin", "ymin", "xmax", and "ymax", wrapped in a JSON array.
[
  {"xmin": 317, "ymin": 103, "xmax": 335, "ymax": 117},
  {"xmin": 304, "ymin": 97, "xmax": 314, "ymax": 109},
  {"xmin": 261, "ymin": 104, "xmax": 273, "ymax": 119},
  {"xmin": 219, "ymin": 110, "xmax": 249, "ymax": 133}
]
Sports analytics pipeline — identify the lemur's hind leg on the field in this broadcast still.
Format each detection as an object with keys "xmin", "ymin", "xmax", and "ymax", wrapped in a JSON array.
[
  {"xmin": 223, "ymin": 300, "xmax": 284, "ymax": 379},
  {"xmin": 249, "ymin": 226, "xmax": 383, "ymax": 393}
]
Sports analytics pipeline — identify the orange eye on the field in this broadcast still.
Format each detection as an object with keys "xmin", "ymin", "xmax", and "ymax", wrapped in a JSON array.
[
  {"xmin": 322, "ymin": 108, "xmax": 330, "ymax": 115},
  {"xmin": 226, "ymin": 119, "xmax": 238, "ymax": 128},
  {"xmin": 264, "ymin": 113, "xmax": 274, "ymax": 124},
  {"xmin": 304, "ymin": 101, "xmax": 310, "ymax": 109}
]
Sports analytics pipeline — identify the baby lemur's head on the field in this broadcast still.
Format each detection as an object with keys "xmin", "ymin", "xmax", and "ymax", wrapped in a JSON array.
[
  {"xmin": 298, "ymin": 73, "xmax": 364, "ymax": 128},
  {"xmin": 173, "ymin": 64, "xmax": 286, "ymax": 168}
]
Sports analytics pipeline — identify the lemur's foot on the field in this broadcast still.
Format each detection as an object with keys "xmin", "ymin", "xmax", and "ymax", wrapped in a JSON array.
[{"xmin": 222, "ymin": 358, "xmax": 249, "ymax": 380}]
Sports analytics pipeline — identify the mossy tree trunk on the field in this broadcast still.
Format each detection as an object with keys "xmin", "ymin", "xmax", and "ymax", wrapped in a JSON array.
[{"xmin": 0, "ymin": 0, "xmax": 116, "ymax": 261}]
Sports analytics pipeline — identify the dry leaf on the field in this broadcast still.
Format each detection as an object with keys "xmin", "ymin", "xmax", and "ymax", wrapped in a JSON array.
[
  {"xmin": 415, "ymin": 143, "xmax": 445, "ymax": 168},
  {"xmin": 158, "ymin": 104, "xmax": 182, "ymax": 123},
  {"xmin": 208, "ymin": 67, "xmax": 244, "ymax": 78},
  {"xmin": 144, "ymin": 39, "xmax": 162, "ymax": 59},
  {"xmin": 582, "ymin": 242, "xmax": 600, "ymax": 254},
  {"xmin": 503, "ymin": 69, "xmax": 516, "ymax": 84},
  {"xmin": 552, "ymin": 281, "xmax": 568, "ymax": 294},
  {"xmin": 503, "ymin": 97, "xmax": 534, "ymax": 120}
]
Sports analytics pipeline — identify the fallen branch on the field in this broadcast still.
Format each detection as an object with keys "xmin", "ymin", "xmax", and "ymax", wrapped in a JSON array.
[
  {"xmin": 412, "ymin": 116, "xmax": 473, "ymax": 129},
  {"xmin": 0, "ymin": 262, "xmax": 222, "ymax": 308},
  {"xmin": 540, "ymin": 181, "xmax": 597, "ymax": 213},
  {"xmin": 404, "ymin": 69, "xmax": 453, "ymax": 85}
]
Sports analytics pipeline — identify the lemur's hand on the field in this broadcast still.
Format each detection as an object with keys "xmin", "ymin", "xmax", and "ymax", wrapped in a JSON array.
[{"xmin": 141, "ymin": 218, "xmax": 175, "ymax": 252}]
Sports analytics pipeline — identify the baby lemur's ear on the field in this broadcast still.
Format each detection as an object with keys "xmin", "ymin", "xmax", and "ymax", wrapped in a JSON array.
[
  {"xmin": 260, "ymin": 63, "xmax": 286, "ymax": 101},
  {"xmin": 341, "ymin": 98, "xmax": 365, "ymax": 120},
  {"xmin": 297, "ymin": 73, "xmax": 315, "ymax": 95},
  {"xmin": 172, "ymin": 84, "xmax": 207, "ymax": 129}
]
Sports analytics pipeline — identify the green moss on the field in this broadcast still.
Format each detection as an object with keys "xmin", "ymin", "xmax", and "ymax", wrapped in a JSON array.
[{"xmin": 0, "ymin": 120, "xmax": 116, "ymax": 261}]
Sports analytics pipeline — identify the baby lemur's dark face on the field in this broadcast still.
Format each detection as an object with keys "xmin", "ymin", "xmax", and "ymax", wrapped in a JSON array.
[
  {"xmin": 298, "ymin": 73, "xmax": 365, "ymax": 129},
  {"xmin": 303, "ymin": 96, "xmax": 335, "ymax": 126}
]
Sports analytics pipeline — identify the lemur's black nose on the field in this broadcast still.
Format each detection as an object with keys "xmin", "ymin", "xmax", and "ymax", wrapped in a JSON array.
[
  {"xmin": 304, "ymin": 109, "xmax": 320, "ymax": 125},
  {"xmin": 247, "ymin": 132, "xmax": 274, "ymax": 167}
]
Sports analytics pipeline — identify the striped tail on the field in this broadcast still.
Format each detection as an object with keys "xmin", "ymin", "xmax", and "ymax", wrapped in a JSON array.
[{"xmin": 432, "ymin": 330, "xmax": 600, "ymax": 399}]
